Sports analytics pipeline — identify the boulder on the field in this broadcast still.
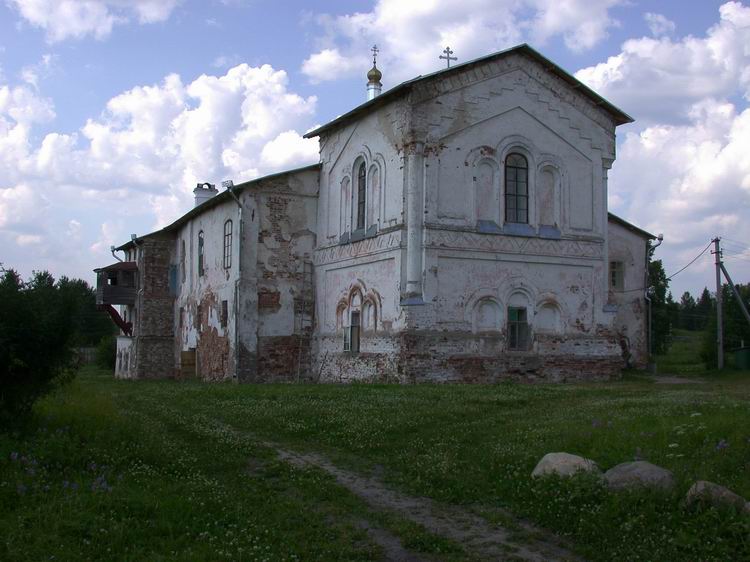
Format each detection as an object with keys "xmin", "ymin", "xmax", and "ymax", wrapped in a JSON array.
[
  {"xmin": 531, "ymin": 452, "xmax": 600, "ymax": 478},
  {"xmin": 603, "ymin": 461, "xmax": 675, "ymax": 492},
  {"xmin": 684, "ymin": 480, "xmax": 750, "ymax": 513}
]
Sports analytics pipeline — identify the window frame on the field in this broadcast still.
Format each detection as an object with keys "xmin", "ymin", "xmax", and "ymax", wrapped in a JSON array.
[
  {"xmin": 610, "ymin": 261, "xmax": 625, "ymax": 292},
  {"xmin": 221, "ymin": 300, "xmax": 228, "ymax": 328},
  {"xmin": 356, "ymin": 161, "xmax": 366, "ymax": 231},
  {"xmin": 504, "ymin": 153, "xmax": 529, "ymax": 224},
  {"xmin": 223, "ymin": 220, "xmax": 233, "ymax": 270},
  {"xmin": 507, "ymin": 306, "xmax": 530, "ymax": 350},
  {"xmin": 197, "ymin": 231, "xmax": 205, "ymax": 276}
]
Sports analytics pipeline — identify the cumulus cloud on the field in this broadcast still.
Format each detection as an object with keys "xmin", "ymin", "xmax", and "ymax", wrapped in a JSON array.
[
  {"xmin": 0, "ymin": 61, "xmax": 319, "ymax": 279},
  {"xmin": 7, "ymin": 0, "xmax": 181, "ymax": 42},
  {"xmin": 301, "ymin": 0, "xmax": 625, "ymax": 84},
  {"xmin": 610, "ymin": 98, "xmax": 750, "ymax": 293},
  {"xmin": 576, "ymin": 1, "xmax": 750, "ymax": 123},
  {"xmin": 644, "ymin": 13, "xmax": 676, "ymax": 37}
]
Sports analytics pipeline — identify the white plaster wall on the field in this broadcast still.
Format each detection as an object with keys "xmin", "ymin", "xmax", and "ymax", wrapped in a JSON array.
[
  {"xmin": 608, "ymin": 220, "xmax": 649, "ymax": 366},
  {"xmin": 174, "ymin": 198, "xmax": 240, "ymax": 357},
  {"xmin": 316, "ymin": 99, "xmax": 407, "ymax": 245},
  {"xmin": 411, "ymin": 51, "xmax": 617, "ymax": 336}
]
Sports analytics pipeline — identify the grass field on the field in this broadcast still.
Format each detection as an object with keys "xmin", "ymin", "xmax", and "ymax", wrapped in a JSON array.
[{"xmin": 2, "ymin": 331, "xmax": 750, "ymax": 561}]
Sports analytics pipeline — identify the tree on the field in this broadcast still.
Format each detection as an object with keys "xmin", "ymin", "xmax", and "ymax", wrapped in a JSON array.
[
  {"xmin": 648, "ymin": 255, "xmax": 671, "ymax": 355},
  {"xmin": 56, "ymin": 276, "xmax": 113, "ymax": 346},
  {"xmin": 0, "ymin": 270, "xmax": 77, "ymax": 424},
  {"xmin": 695, "ymin": 287, "xmax": 714, "ymax": 331},
  {"xmin": 700, "ymin": 282, "xmax": 750, "ymax": 367},
  {"xmin": 678, "ymin": 291, "xmax": 698, "ymax": 330}
]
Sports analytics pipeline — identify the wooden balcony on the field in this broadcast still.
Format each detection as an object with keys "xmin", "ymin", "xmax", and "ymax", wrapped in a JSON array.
[{"xmin": 94, "ymin": 262, "xmax": 138, "ymax": 306}]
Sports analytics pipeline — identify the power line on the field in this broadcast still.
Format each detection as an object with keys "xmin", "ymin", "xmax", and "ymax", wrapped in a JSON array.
[{"xmin": 666, "ymin": 241, "xmax": 713, "ymax": 281}]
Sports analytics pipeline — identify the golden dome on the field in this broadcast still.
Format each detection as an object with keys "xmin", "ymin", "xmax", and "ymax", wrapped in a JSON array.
[{"xmin": 367, "ymin": 64, "xmax": 382, "ymax": 83}]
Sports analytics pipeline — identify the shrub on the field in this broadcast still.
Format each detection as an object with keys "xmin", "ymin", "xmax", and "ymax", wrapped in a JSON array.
[
  {"xmin": 95, "ymin": 335, "xmax": 117, "ymax": 370},
  {"xmin": 0, "ymin": 270, "xmax": 76, "ymax": 426}
]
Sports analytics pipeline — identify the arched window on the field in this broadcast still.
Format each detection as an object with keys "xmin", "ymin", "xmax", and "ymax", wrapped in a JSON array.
[
  {"xmin": 198, "ymin": 231, "xmax": 204, "ymax": 276},
  {"xmin": 505, "ymin": 153, "xmax": 528, "ymax": 224},
  {"xmin": 223, "ymin": 220, "xmax": 233, "ymax": 269},
  {"xmin": 356, "ymin": 161, "xmax": 366, "ymax": 230}
]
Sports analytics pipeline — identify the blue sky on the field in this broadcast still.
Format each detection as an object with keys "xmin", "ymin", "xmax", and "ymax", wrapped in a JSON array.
[{"xmin": 0, "ymin": 0, "xmax": 748, "ymax": 299}]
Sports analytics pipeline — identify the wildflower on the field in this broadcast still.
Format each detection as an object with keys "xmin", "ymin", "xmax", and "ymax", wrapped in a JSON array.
[
  {"xmin": 715, "ymin": 439, "xmax": 729, "ymax": 451},
  {"xmin": 10, "ymin": 452, "xmax": 19, "ymax": 462}
]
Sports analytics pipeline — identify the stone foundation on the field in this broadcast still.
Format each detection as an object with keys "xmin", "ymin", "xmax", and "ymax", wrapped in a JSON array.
[{"xmin": 314, "ymin": 330, "xmax": 623, "ymax": 383}]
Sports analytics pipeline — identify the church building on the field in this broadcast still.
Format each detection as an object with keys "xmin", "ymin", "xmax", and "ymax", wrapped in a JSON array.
[{"xmin": 95, "ymin": 44, "xmax": 655, "ymax": 383}]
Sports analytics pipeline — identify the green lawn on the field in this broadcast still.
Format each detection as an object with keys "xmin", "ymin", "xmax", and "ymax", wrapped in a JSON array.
[{"xmin": 2, "ymin": 341, "xmax": 750, "ymax": 561}]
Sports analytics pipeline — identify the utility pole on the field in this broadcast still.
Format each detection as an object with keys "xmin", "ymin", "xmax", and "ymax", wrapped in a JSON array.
[{"xmin": 712, "ymin": 237, "xmax": 724, "ymax": 369}]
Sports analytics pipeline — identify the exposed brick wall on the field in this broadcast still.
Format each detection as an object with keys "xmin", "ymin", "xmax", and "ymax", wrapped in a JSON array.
[
  {"xmin": 255, "ymin": 335, "xmax": 311, "ymax": 382},
  {"xmin": 134, "ymin": 236, "xmax": 175, "ymax": 378}
]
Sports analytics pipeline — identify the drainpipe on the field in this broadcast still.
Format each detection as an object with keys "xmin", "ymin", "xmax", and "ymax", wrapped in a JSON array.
[
  {"xmin": 223, "ymin": 180, "xmax": 243, "ymax": 380},
  {"xmin": 110, "ymin": 245, "xmax": 123, "ymax": 262},
  {"xmin": 645, "ymin": 233, "xmax": 664, "ymax": 372}
]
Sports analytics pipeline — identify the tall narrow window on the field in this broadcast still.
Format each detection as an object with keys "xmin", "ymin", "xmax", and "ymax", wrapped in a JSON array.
[
  {"xmin": 221, "ymin": 300, "xmax": 228, "ymax": 328},
  {"xmin": 610, "ymin": 261, "xmax": 624, "ymax": 291},
  {"xmin": 180, "ymin": 239, "xmax": 186, "ymax": 283},
  {"xmin": 505, "ymin": 153, "xmax": 528, "ymax": 224},
  {"xmin": 197, "ymin": 231, "xmax": 204, "ymax": 276},
  {"xmin": 350, "ymin": 311, "xmax": 361, "ymax": 353},
  {"xmin": 508, "ymin": 307, "xmax": 529, "ymax": 350},
  {"xmin": 356, "ymin": 161, "xmax": 366, "ymax": 230},
  {"xmin": 223, "ymin": 220, "xmax": 233, "ymax": 269}
]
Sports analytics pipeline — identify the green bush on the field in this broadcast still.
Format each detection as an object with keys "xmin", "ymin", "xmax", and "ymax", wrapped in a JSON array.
[
  {"xmin": 95, "ymin": 334, "xmax": 117, "ymax": 370},
  {"xmin": 0, "ymin": 270, "xmax": 76, "ymax": 426}
]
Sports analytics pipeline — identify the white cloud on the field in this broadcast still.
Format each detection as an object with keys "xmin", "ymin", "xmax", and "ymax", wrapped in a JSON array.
[
  {"xmin": 259, "ymin": 130, "xmax": 320, "ymax": 169},
  {"xmin": 0, "ymin": 61, "xmax": 319, "ymax": 279},
  {"xmin": 7, "ymin": 0, "xmax": 181, "ymax": 42},
  {"xmin": 609, "ymin": 98, "xmax": 750, "ymax": 294},
  {"xmin": 301, "ymin": 0, "xmax": 625, "ymax": 84},
  {"xmin": 302, "ymin": 49, "xmax": 367, "ymax": 85},
  {"xmin": 576, "ymin": 1, "xmax": 750, "ymax": 123},
  {"xmin": 20, "ymin": 53, "xmax": 57, "ymax": 89},
  {"xmin": 644, "ymin": 12, "xmax": 675, "ymax": 37}
]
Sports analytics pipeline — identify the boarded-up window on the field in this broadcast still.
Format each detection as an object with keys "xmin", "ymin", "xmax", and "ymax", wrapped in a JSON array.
[
  {"xmin": 538, "ymin": 167, "xmax": 556, "ymax": 226},
  {"xmin": 475, "ymin": 299, "xmax": 500, "ymax": 331},
  {"xmin": 368, "ymin": 165, "xmax": 380, "ymax": 227},
  {"xmin": 221, "ymin": 300, "xmax": 228, "ymax": 328},
  {"xmin": 536, "ymin": 303, "xmax": 560, "ymax": 333},
  {"xmin": 475, "ymin": 160, "xmax": 498, "ymax": 223}
]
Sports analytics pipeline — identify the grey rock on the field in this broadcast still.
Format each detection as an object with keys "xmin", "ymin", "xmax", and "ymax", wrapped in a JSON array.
[
  {"xmin": 531, "ymin": 452, "xmax": 600, "ymax": 478},
  {"xmin": 685, "ymin": 480, "xmax": 750, "ymax": 513},
  {"xmin": 603, "ymin": 461, "xmax": 675, "ymax": 491}
]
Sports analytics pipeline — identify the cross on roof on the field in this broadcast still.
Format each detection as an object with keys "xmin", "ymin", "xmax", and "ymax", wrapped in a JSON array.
[
  {"xmin": 439, "ymin": 46, "xmax": 457, "ymax": 68},
  {"xmin": 371, "ymin": 44, "xmax": 379, "ymax": 66}
]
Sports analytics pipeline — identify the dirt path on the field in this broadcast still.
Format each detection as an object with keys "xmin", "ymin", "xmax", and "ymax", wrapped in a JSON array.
[{"xmin": 274, "ymin": 446, "xmax": 581, "ymax": 561}]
